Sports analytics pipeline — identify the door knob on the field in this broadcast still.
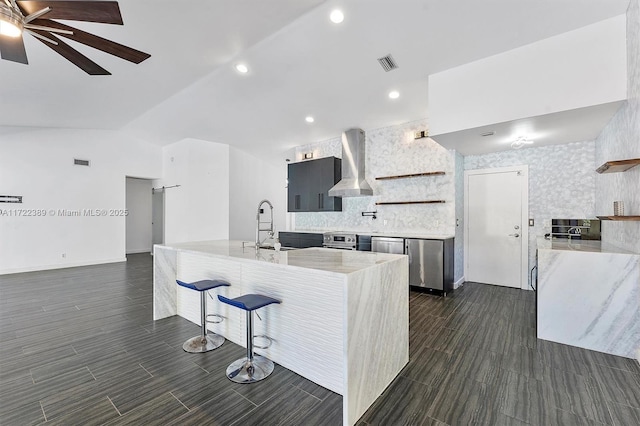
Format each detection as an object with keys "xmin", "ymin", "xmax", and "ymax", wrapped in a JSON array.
[{"xmin": 509, "ymin": 233, "xmax": 520, "ymax": 238}]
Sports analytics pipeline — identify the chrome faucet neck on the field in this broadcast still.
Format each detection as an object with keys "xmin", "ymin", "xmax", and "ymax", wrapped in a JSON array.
[{"xmin": 256, "ymin": 199, "xmax": 274, "ymax": 249}]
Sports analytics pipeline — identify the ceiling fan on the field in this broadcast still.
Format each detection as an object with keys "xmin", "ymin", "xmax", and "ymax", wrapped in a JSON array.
[{"xmin": 0, "ymin": 0, "xmax": 150, "ymax": 75}]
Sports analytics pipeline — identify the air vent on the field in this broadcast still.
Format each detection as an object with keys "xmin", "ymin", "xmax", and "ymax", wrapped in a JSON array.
[
  {"xmin": 377, "ymin": 54, "xmax": 398, "ymax": 72},
  {"xmin": 74, "ymin": 159, "xmax": 90, "ymax": 166},
  {"xmin": 480, "ymin": 131, "xmax": 495, "ymax": 137}
]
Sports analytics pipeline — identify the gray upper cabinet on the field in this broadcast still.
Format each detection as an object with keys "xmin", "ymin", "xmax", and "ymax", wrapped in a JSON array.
[{"xmin": 287, "ymin": 157, "xmax": 342, "ymax": 212}]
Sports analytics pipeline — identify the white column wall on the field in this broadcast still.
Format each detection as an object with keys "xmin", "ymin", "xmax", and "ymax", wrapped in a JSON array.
[{"xmin": 156, "ymin": 138, "xmax": 230, "ymax": 244}]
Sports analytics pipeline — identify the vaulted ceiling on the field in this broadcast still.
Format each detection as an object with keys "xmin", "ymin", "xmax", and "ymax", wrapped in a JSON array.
[{"xmin": 0, "ymin": 0, "xmax": 630, "ymax": 162}]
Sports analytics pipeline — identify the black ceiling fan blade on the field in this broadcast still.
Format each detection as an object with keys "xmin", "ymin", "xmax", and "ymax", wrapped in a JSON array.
[
  {"xmin": 0, "ymin": 34, "xmax": 29, "ymax": 64},
  {"xmin": 29, "ymin": 29, "xmax": 110, "ymax": 75},
  {"xmin": 17, "ymin": 1, "xmax": 123, "ymax": 24},
  {"xmin": 31, "ymin": 18, "xmax": 150, "ymax": 63}
]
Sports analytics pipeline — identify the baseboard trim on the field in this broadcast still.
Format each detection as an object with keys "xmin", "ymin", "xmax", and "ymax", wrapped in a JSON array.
[
  {"xmin": 126, "ymin": 249, "xmax": 152, "ymax": 255},
  {"xmin": 0, "ymin": 257, "xmax": 127, "ymax": 275},
  {"xmin": 454, "ymin": 277, "xmax": 465, "ymax": 289}
]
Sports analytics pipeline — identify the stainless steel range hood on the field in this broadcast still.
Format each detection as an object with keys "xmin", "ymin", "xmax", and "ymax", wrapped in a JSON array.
[{"xmin": 328, "ymin": 128, "xmax": 373, "ymax": 197}]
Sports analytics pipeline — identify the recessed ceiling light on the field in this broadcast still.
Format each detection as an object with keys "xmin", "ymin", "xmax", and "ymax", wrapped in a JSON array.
[
  {"xmin": 329, "ymin": 9, "xmax": 344, "ymax": 24},
  {"xmin": 305, "ymin": 116, "xmax": 315, "ymax": 123},
  {"xmin": 235, "ymin": 63, "xmax": 248, "ymax": 74},
  {"xmin": 388, "ymin": 90, "xmax": 400, "ymax": 99}
]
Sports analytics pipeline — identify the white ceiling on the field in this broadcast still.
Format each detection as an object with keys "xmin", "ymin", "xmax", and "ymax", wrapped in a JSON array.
[
  {"xmin": 431, "ymin": 101, "xmax": 625, "ymax": 156},
  {"xmin": 0, "ymin": 0, "xmax": 630, "ymax": 162}
]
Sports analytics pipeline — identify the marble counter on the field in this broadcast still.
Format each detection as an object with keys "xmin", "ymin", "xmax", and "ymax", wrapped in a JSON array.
[
  {"xmin": 537, "ymin": 237, "xmax": 636, "ymax": 254},
  {"xmin": 537, "ymin": 239, "xmax": 640, "ymax": 359},
  {"xmin": 154, "ymin": 240, "xmax": 409, "ymax": 425},
  {"xmin": 286, "ymin": 229, "xmax": 455, "ymax": 240}
]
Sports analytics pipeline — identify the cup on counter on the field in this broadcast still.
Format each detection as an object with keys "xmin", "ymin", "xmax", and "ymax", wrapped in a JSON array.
[{"xmin": 613, "ymin": 201, "xmax": 624, "ymax": 216}]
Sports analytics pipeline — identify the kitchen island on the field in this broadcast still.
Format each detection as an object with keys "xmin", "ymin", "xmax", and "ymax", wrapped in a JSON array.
[
  {"xmin": 153, "ymin": 240, "xmax": 409, "ymax": 426},
  {"xmin": 537, "ymin": 238, "xmax": 640, "ymax": 359}
]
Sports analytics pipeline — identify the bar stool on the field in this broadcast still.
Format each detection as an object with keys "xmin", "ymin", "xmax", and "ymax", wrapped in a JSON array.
[
  {"xmin": 217, "ymin": 294, "xmax": 281, "ymax": 383},
  {"xmin": 176, "ymin": 279, "xmax": 230, "ymax": 353}
]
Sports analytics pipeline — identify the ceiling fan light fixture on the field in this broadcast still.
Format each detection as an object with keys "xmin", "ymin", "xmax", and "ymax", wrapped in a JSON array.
[
  {"xmin": 510, "ymin": 136, "xmax": 534, "ymax": 149},
  {"xmin": 0, "ymin": 5, "xmax": 23, "ymax": 38}
]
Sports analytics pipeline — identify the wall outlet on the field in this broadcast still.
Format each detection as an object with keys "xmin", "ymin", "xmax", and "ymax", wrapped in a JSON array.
[
  {"xmin": 61, "ymin": 253, "xmax": 66, "ymax": 258},
  {"xmin": 383, "ymin": 219, "xmax": 388, "ymax": 226}
]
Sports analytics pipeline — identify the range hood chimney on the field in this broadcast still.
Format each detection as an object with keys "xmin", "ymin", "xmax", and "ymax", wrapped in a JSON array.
[{"xmin": 328, "ymin": 128, "xmax": 373, "ymax": 197}]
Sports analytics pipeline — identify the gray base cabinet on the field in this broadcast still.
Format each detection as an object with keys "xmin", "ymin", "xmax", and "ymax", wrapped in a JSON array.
[
  {"xmin": 278, "ymin": 232, "xmax": 324, "ymax": 249},
  {"xmin": 405, "ymin": 238, "xmax": 454, "ymax": 294},
  {"xmin": 287, "ymin": 157, "xmax": 342, "ymax": 212}
]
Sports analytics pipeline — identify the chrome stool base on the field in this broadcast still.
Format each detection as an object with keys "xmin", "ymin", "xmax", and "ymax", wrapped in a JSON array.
[
  {"xmin": 182, "ymin": 333, "xmax": 224, "ymax": 353},
  {"xmin": 226, "ymin": 355, "xmax": 274, "ymax": 383}
]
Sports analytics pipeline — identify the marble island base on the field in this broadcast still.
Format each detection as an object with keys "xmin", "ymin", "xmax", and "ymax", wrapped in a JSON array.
[
  {"xmin": 537, "ymin": 239, "xmax": 640, "ymax": 360},
  {"xmin": 153, "ymin": 240, "xmax": 409, "ymax": 425}
]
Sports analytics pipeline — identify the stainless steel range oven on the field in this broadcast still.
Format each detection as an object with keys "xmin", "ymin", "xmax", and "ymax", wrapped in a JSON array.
[{"xmin": 322, "ymin": 232, "xmax": 371, "ymax": 251}]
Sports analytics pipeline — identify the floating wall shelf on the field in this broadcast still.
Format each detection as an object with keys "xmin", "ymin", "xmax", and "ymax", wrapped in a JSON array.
[
  {"xmin": 596, "ymin": 215, "xmax": 640, "ymax": 221},
  {"xmin": 376, "ymin": 200, "xmax": 445, "ymax": 206},
  {"xmin": 375, "ymin": 171, "xmax": 445, "ymax": 180},
  {"xmin": 596, "ymin": 158, "xmax": 640, "ymax": 174}
]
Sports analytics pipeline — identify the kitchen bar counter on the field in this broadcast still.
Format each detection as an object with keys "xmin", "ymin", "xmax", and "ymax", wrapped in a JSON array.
[
  {"xmin": 537, "ymin": 238, "xmax": 640, "ymax": 359},
  {"xmin": 153, "ymin": 240, "xmax": 409, "ymax": 425}
]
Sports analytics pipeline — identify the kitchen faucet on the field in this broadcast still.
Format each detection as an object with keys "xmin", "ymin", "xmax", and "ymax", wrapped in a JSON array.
[{"xmin": 256, "ymin": 199, "xmax": 274, "ymax": 249}]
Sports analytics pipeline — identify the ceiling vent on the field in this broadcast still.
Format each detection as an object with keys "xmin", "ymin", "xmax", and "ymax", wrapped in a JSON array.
[
  {"xmin": 377, "ymin": 54, "xmax": 398, "ymax": 72},
  {"xmin": 74, "ymin": 159, "xmax": 90, "ymax": 166}
]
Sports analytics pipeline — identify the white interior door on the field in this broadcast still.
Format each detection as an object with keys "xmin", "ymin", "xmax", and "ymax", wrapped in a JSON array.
[
  {"xmin": 152, "ymin": 190, "xmax": 164, "ymax": 246},
  {"xmin": 465, "ymin": 166, "xmax": 528, "ymax": 288}
]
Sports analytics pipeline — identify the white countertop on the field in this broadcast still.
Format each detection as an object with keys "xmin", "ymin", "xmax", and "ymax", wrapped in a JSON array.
[
  {"xmin": 156, "ymin": 240, "xmax": 406, "ymax": 274},
  {"xmin": 536, "ymin": 237, "xmax": 637, "ymax": 255},
  {"xmin": 281, "ymin": 230, "xmax": 454, "ymax": 240}
]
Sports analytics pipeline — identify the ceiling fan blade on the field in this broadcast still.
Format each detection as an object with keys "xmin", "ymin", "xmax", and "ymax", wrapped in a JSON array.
[
  {"xmin": 24, "ymin": 23, "xmax": 73, "ymax": 34},
  {"xmin": 29, "ymin": 29, "xmax": 110, "ymax": 75},
  {"xmin": 0, "ymin": 34, "xmax": 28, "ymax": 64},
  {"xmin": 16, "ymin": 1, "xmax": 123, "ymax": 24},
  {"xmin": 24, "ymin": 6, "xmax": 51, "ymax": 23},
  {"xmin": 31, "ymin": 18, "xmax": 150, "ymax": 63},
  {"xmin": 25, "ymin": 28, "xmax": 58, "ymax": 44}
]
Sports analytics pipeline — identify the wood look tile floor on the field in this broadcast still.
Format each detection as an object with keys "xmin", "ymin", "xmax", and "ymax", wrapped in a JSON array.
[{"xmin": 1, "ymin": 254, "xmax": 639, "ymax": 425}]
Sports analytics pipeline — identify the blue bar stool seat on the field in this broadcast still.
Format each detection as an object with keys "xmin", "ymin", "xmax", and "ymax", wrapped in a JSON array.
[
  {"xmin": 176, "ymin": 279, "xmax": 230, "ymax": 353},
  {"xmin": 217, "ymin": 293, "xmax": 281, "ymax": 383}
]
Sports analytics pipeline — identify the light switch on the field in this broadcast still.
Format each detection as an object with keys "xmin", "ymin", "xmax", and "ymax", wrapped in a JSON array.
[{"xmin": 529, "ymin": 219, "xmax": 535, "ymax": 226}]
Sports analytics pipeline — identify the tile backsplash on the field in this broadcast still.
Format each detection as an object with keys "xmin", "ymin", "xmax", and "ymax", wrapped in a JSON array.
[
  {"xmin": 465, "ymin": 140, "xmax": 597, "ymax": 282},
  {"xmin": 291, "ymin": 119, "xmax": 457, "ymax": 237},
  {"xmin": 595, "ymin": 0, "xmax": 640, "ymax": 254}
]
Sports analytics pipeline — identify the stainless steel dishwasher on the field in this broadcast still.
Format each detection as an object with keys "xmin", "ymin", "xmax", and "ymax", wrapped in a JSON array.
[
  {"xmin": 371, "ymin": 236, "xmax": 404, "ymax": 254},
  {"xmin": 405, "ymin": 238, "xmax": 454, "ymax": 294}
]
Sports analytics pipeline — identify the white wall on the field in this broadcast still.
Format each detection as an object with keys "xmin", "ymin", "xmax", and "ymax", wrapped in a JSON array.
[
  {"xmin": 125, "ymin": 177, "xmax": 152, "ymax": 254},
  {"xmin": 429, "ymin": 15, "xmax": 627, "ymax": 135},
  {"xmin": 155, "ymin": 138, "xmax": 230, "ymax": 244},
  {"xmin": 453, "ymin": 151, "xmax": 464, "ymax": 286},
  {"xmin": 228, "ymin": 147, "xmax": 287, "ymax": 242},
  {"xmin": 596, "ymin": 0, "xmax": 640, "ymax": 255},
  {"xmin": 0, "ymin": 129, "xmax": 162, "ymax": 274}
]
